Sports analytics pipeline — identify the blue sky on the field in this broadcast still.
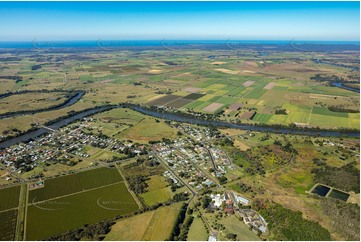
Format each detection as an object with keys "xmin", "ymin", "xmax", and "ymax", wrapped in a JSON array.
[{"xmin": 0, "ymin": 1, "xmax": 359, "ymax": 41}]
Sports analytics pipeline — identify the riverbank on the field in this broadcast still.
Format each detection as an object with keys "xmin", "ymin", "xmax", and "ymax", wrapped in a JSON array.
[{"xmin": 0, "ymin": 103, "xmax": 359, "ymax": 149}]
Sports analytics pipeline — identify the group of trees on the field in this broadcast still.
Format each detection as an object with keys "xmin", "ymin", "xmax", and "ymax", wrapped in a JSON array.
[
  {"xmin": 126, "ymin": 175, "xmax": 149, "ymax": 194},
  {"xmin": 258, "ymin": 202, "xmax": 331, "ymax": 241},
  {"xmin": 47, "ymin": 220, "xmax": 115, "ymax": 241},
  {"xmin": 172, "ymin": 193, "xmax": 189, "ymax": 202},
  {"xmin": 311, "ymin": 161, "xmax": 360, "ymax": 193},
  {"xmin": 321, "ymin": 198, "xmax": 360, "ymax": 240},
  {"xmin": 178, "ymin": 215, "xmax": 194, "ymax": 241},
  {"xmin": 217, "ymin": 175, "xmax": 228, "ymax": 184},
  {"xmin": 274, "ymin": 108, "xmax": 287, "ymax": 115},
  {"xmin": 236, "ymin": 182, "xmax": 253, "ymax": 193},
  {"xmin": 310, "ymin": 74, "xmax": 346, "ymax": 83},
  {"xmin": 168, "ymin": 203, "xmax": 188, "ymax": 241}
]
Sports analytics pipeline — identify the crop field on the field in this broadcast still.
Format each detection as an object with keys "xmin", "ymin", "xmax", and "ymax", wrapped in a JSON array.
[
  {"xmin": 202, "ymin": 102, "xmax": 224, "ymax": 113},
  {"xmin": 0, "ymin": 209, "xmax": 18, "ymax": 241},
  {"xmin": 141, "ymin": 57, "xmax": 358, "ymax": 130},
  {"xmin": 147, "ymin": 95, "xmax": 181, "ymax": 106},
  {"xmin": 105, "ymin": 203, "xmax": 183, "ymax": 241},
  {"xmin": 0, "ymin": 185, "xmax": 21, "ymax": 211},
  {"xmin": 28, "ymin": 167, "xmax": 123, "ymax": 202},
  {"xmin": 167, "ymin": 98, "xmax": 194, "ymax": 108},
  {"xmin": 252, "ymin": 113, "xmax": 273, "ymax": 123},
  {"xmin": 26, "ymin": 182, "xmax": 138, "ymax": 240}
]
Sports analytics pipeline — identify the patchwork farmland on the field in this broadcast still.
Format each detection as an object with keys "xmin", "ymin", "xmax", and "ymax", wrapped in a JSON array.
[{"xmin": 146, "ymin": 73, "xmax": 359, "ymax": 129}]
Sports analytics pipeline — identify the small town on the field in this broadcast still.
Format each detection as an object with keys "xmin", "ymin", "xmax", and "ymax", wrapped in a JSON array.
[{"xmin": 0, "ymin": 118, "xmax": 268, "ymax": 240}]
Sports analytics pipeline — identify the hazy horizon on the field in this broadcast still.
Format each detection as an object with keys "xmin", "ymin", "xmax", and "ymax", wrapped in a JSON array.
[{"xmin": 0, "ymin": 1, "xmax": 359, "ymax": 41}]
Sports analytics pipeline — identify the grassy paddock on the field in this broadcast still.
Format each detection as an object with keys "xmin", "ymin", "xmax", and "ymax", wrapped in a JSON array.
[{"xmin": 105, "ymin": 203, "xmax": 183, "ymax": 241}]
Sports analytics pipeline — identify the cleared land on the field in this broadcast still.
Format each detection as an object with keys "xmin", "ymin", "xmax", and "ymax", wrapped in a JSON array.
[
  {"xmin": 264, "ymin": 82, "xmax": 276, "ymax": 90},
  {"xmin": 203, "ymin": 102, "xmax": 224, "ymax": 112},
  {"xmin": 184, "ymin": 87, "xmax": 202, "ymax": 93}
]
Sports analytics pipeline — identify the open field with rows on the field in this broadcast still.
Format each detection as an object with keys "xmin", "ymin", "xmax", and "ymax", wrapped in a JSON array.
[
  {"xmin": 0, "ymin": 185, "xmax": 21, "ymax": 240},
  {"xmin": 0, "ymin": 185, "xmax": 20, "ymax": 211},
  {"xmin": 28, "ymin": 167, "xmax": 123, "ymax": 202},
  {"xmin": 0, "ymin": 210, "xmax": 18, "ymax": 240},
  {"xmin": 25, "ymin": 167, "xmax": 138, "ymax": 240}
]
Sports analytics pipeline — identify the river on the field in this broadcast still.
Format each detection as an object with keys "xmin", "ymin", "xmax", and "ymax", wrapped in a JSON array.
[
  {"xmin": 0, "ymin": 91, "xmax": 85, "ymax": 119},
  {"xmin": 0, "ymin": 104, "xmax": 358, "ymax": 149},
  {"xmin": 331, "ymin": 82, "xmax": 360, "ymax": 93}
]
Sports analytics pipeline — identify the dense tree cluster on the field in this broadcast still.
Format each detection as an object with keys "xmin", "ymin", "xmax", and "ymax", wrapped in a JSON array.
[
  {"xmin": 173, "ymin": 193, "xmax": 189, "ymax": 202},
  {"xmin": 258, "ymin": 202, "xmax": 331, "ymax": 241},
  {"xmin": 310, "ymin": 74, "xmax": 345, "ymax": 83},
  {"xmin": 168, "ymin": 203, "xmax": 188, "ymax": 241},
  {"xmin": 236, "ymin": 182, "xmax": 253, "ymax": 193},
  {"xmin": 274, "ymin": 108, "xmax": 287, "ymax": 115},
  {"xmin": 178, "ymin": 215, "xmax": 194, "ymax": 241},
  {"xmin": 311, "ymin": 161, "xmax": 360, "ymax": 193},
  {"xmin": 126, "ymin": 175, "xmax": 149, "ymax": 194},
  {"xmin": 47, "ymin": 220, "xmax": 115, "ymax": 241},
  {"xmin": 217, "ymin": 175, "xmax": 228, "ymax": 184},
  {"xmin": 321, "ymin": 198, "xmax": 360, "ymax": 240}
]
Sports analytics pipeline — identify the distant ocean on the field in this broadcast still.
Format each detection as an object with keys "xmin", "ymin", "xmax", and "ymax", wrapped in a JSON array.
[{"xmin": 0, "ymin": 40, "xmax": 359, "ymax": 48}]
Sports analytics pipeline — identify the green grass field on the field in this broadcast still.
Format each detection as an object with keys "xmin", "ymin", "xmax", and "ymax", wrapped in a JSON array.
[
  {"xmin": 124, "ymin": 117, "xmax": 177, "ymax": 143},
  {"xmin": 29, "ymin": 167, "xmax": 123, "ymax": 202},
  {"xmin": 187, "ymin": 215, "xmax": 208, "ymax": 241},
  {"xmin": 141, "ymin": 187, "xmax": 173, "ymax": 206},
  {"xmin": 0, "ymin": 185, "xmax": 21, "ymax": 211},
  {"xmin": 252, "ymin": 113, "xmax": 273, "ymax": 123},
  {"xmin": 26, "ymin": 182, "xmax": 138, "ymax": 240},
  {"xmin": 218, "ymin": 216, "xmax": 260, "ymax": 241},
  {"xmin": 182, "ymin": 100, "xmax": 204, "ymax": 109},
  {"xmin": 312, "ymin": 106, "xmax": 348, "ymax": 118},
  {"xmin": 216, "ymin": 96, "xmax": 239, "ymax": 105},
  {"xmin": 105, "ymin": 203, "xmax": 182, "ymax": 241}
]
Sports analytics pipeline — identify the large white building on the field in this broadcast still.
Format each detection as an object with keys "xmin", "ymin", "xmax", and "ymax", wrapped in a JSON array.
[
  {"xmin": 234, "ymin": 193, "xmax": 250, "ymax": 205},
  {"xmin": 210, "ymin": 193, "xmax": 226, "ymax": 207}
]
